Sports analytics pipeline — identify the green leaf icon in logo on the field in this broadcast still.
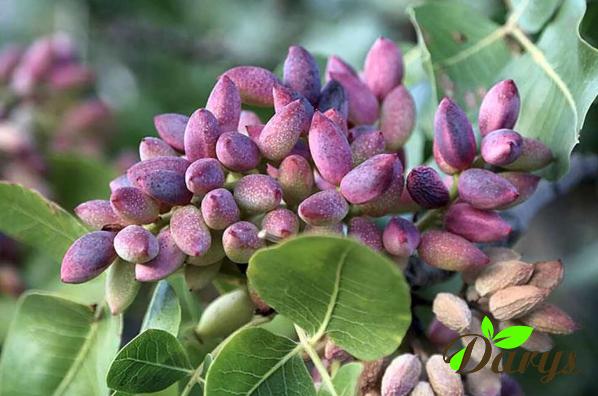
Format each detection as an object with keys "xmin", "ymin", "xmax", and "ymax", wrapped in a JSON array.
[
  {"xmin": 481, "ymin": 316, "xmax": 494, "ymax": 339},
  {"xmin": 449, "ymin": 348, "xmax": 466, "ymax": 371},
  {"xmin": 492, "ymin": 325, "xmax": 533, "ymax": 349}
]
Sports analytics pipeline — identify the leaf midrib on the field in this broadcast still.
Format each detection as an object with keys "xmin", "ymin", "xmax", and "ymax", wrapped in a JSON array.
[{"xmin": 113, "ymin": 357, "xmax": 193, "ymax": 374}]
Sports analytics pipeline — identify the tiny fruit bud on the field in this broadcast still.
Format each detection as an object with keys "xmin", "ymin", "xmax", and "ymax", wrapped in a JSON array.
[
  {"xmin": 153, "ymin": 113, "xmax": 188, "ymax": 151},
  {"xmin": 478, "ymin": 79, "xmax": 520, "ymax": 137},
  {"xmin": 444, "ymin": 203, "xmax": 512, "ymax": 243},
  {"xmin": 216, "ymin": 131, "xmax": 261, "ymax": 172},
  {"xmin": 340, "ymin": 153, "xmax": 398, "ymax": 204},
  {"xmin": 418, "ymin": 230, "xmax": 489, "ymax": 271},
  {"xmin": 364, "ymin": 37, "xmax": 404, "ymax": 100},
  {"xmin": 185, "ymin": 158, "xmax": 225, "ymax": 195},
  {"xmin": 206, "ymin": 75, "xmax": 241, "ymax": 132},
  {"xmin": 170, "ymin": 205, "xmax": 212, "ymax": 257},
  {"xmin": 135, "ymin": 227, "xmax": 186, "ymax": 282},
  {"xmin": 382, "ymin": 217, "xmax": 420, "ymax": 257},
  {"xmin": 432, "ymin": 292, "xmax": 472, "ymax": 333},
  {"xmin": 222, "ymin": 221, "xmax": 265, "ymax": 263},
  {"xmin": 114, "ymin": 225, "xmax": 159, "ymax": 263},
  {"xmin": 234, "ymin": 174, "xmax": 282, "ymax": 213},
  {"xmin": 406, "ymin": 166, "xmax": 450, "ymax": 209},
  {"xmin": 458, "ymin": 169, "xmax": 519, "ymax": 209},
  {"xmin": 283, "ymin": 45, "xmax": 321, "ymax": 105},
  {"xmin": 222, "ymin": 66, "xmax": 280, "ymax": 106},
  {"xmin": 298, "ymin": 190, "xmax": 349, "ymax": 226},
  {"xmin": 61, "ymin": 231, "xmax": 117, "ymax": 283},
  {"xmin": 434, "ymin": 97, "xmax": 476, "ymax": 171},
  {"xmin": 201, "ymin": 188, "xmax": 241, "ymax": 230},
  {"xmin": 184, "ymin": 108, "xmax": 221, "ymax": 161},
  {"xmin": 380, "ymin": 353, "xmax": 421, "ymax": 396},
  {"xmin": 480, "ymin": 129, "xmax": 523, "ymax": 166},
  {"xmin": 488, "ymin": 285, "xmax": 548, "ymax": 320},
  {"xmin": 380, "ymin": 85, "xmax": 415, "ymax": 151}
]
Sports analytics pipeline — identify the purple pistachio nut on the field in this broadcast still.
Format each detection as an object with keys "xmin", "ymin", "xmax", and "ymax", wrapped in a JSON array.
[
  {"xmin": 139, "ymin": 137, "xmax": 177, "ymax": 161},
  {"xmin": 380, "ymin": 85, "xmax": 416, "ymax": 151},
  {"xmin": 110, "ymin": 174, "xmax": 132, "ymax": 192},
  {"xmin": 277, "ymin": 154, "xmax": 314, "ymax": 204},
  {"xmin": 233, "ymin": 174, "xmax": 282, "ymax": 213},
  {"xmin": 135, "ymin": 227, "xmax": 186, "ymax": 282},
  {"xmin": 153, "ymin": 113, "xmax": 188, "ymax": 152},
  {"xmin": 114, "ymin": 225, "xmax": 159, "ymax": 263},
  {"xmin": 61, "ymin": 231, "xmax": 117, "ymax": 283},
  {"xmin": 380, "ymin": 354, "xmax": 421, "ymax": 396},
  {"xmin": 261, "ymin": 208, "xmax": 300, "ymax": 240},
  {"xmin": 127, "ymin": 157, "xmax": 190, "ymax": 188},
  {"xmin": 272, "ymin": 83, "xmax": 314, "ymax": 120},
  {"xmin": 348, "ymin": 216, "xmax": 383, "ymax": 251},
  {"xmin": 382, "ymin": 216, "xmax": 420, "ymax": 257},
  {"xmin": 313, "ymin": 168, "xmax": 337, "ymax": 191},
  {"xmin": 348, "ymin": 124, "xmax": 378, "ymax": 142},
  {"xmin": 458, "ymin": 168, "xmax": 519, "ymax": 209},
  {"xmin": 238, "ymin": 110, "xmax": 262, "ymax": 133},
  {"xmin": 433, "ymin": 142, "xmax": 460, "ymax": 175},
  {"xmin": 499, "ymin": 171, "xmax": 540, "ymax": 206},
  {"xmin": 75, "ymin": 199, "xmax": 124, "ymax": 230},
  {"xmin": 289, "ymin": 139, "xmax": 312, "ymax": 161},
  {"xmin": 355, "ymin": 162, "xmax": 404, "ymax": 217},
  {"xmin": 201, "ymin": 188, "xmax": 241, "ymax": 230},
  {"xmin": 444, "ymin": 203, "xmax": 512, "ymax": 243},
  {"xmin": 206, "ymin": 75, "xmax": 241, "ymax": 132},
  {"xmin": 11, "ymin": 37, "xmax": 54, "ymax": 95},
  {"xmin": 364, "ymin": 37, "xmax": 404, "ymax": 100},
  {"xmin": 478, "ymin": 79, "xmax": 520, "ymax": 136},
  {"xmin": 503, "ymin": 137, "xmax": 553, "ymax": 171},
  {"xmin": 351, "ymin": 129, "xmax": 386, "ymax": 166},
  {"xmin": 283, "ymin": 45, "xmax": 321, "ymax": 104},
  {"xmin": 0, "ymin": 45, "xmax": 22, "ymax": 83},
  {"xmin": 298, "ymin": 190, "xmax": 349, "ymax": 226},
  {"xmin": 318, "ymin": 80, "xmax": 349, "ymax": 119},
  {"xmin": 418, "ymin": 230, "xmax": 489, "ymax": 271},
  {"xmin": 170, "ymin": 205, "xmax": 212, "ymax": 256},
  {"xmin": 48, "ymin": 64, "xmax": 95, "ymax": 91},
  {"xmin": 258, "ymin": 99, "xmax": 310, "ymax": 161},
  {"xmin": 308, "ymin": 111, "xmax": 353, "ymax": 185},
  {"xmin": 245, "ymin": 124, "xmax": 264, "ymax": 141},
  {"xmin": 222, "ymin": 221, "xmax": 265, "ymax": 263},
  {"xmin": 135, "ymin": 169, "xmax": 193, "ymax": 206},
  {"xmin": 406, "ymin": 166, "xmax": 450, "ymax": 209},
  {"xmin": 221, "ymin": 66, "xmax": 280, "ymax": 106},
  {"xmin": 434, "ymin": 97, "xmax": 476, "ymax": 171},
  {"xmin": 325, "ymin": 55, "xmax": 358, "ymax": 79},
  {"xmin": 329, "ymin": 71, "xmax": 379, "ymax": 125},
  {"xmin": 216, "ymin": 131, "xmax": 261, "ymax": 172},
  {"xmin": 323, "ymin": 108, "xmax": 348, "ymax": 137},
  {"xmin": 184, "ymin": 108, "xmax": 221, "ymax": 161},
  {"xmin": 427, "ymin": 317, "xmax": 459, "ymax": 346},
  {"xmin": 481, "ymin": 129, "xmax": 523, "ymax": 166},
  {"xmin": 110, "ymin": 187, "xmax": 160, "ymax": 225},
  {"xmin": 185, "ymin": 158, "xmax": 225, "ymax": 195},
  {"xmin": 340, "ymin": 153, "xmax": 397, "ymax": 204}
]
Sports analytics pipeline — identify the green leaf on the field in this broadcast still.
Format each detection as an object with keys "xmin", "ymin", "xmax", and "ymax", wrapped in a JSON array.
[
  {"xmin": 481, "ymin": 316, "xmax": 495, "ymax": 339},
  {"xmin": 409, "ymin": 0, "xmax": 598, "ymax": 179},
  {"xmin": 248, "ymin": 235, "xmax": 411, "ymax": 360},
  {"xmin": 511, "ymin": 0, "xmax": 562, "ymax": 33},
  {"xmin": 106, "ymin": 329, "xmax": 192, "ymax": 393},
  {"xmin": 141, "ymin": 280, "xmax": 182, "ymax": 336},
  {"xmin": 493, "ymin": 325, "xmax": 534, "ymax": 349},
  {"xmin": 204, "ymin": 327, "xmax": 315, "ymax": 396},
  {"xmin": 318, "ymin": 362, "xmax": 364, "ymax": 396},
  {"xmin": 0, "ymin": 292, "xmax": 122, "ymax": 395},
  {"xmin": 449, "ymin": 348, "xmax": 467, "ymax": 371},
  {"xmin": 0, "ymin": 183, "xmax": 88, "ymax": 262}
]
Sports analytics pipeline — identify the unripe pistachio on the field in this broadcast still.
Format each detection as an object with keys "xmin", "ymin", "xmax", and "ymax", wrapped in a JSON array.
[
  {"xmin": 75, "ymin": 199, "xmax": 123, "ymax": 229},
  {"xmin": 519, "ymin": 303, "xmax": 578, "ymax": 334},
  {"xmin": 170, "ymin": 205, "xmax": 211, "ymax": 257},
  {"xmin": 105, "ymin": 258, "xmax": 140, "ymax": 315},
  {"xmin": 308, "ymin": 111, "xmax": 353, "ymax": 185},
  {"xmin": 466, "ymin": 369, "xmax": 501, "ymax": 396},
  {"xmin": 283, "ymin": 45, "xmax": 321, "ymax": 104},
  {"xmin": 356, "ymin": 164, "xmax": 404, "ymax": 217},
  {"xmin": 258, "ymin": 99, "xmax": 310, "ymax": 160},
  {"xmin": 277, "ymin": 154, "xmax": 314, "ymax": 205},
  {"xmin": 234, "ymin": 174, "xmax": 282, "ymax": 213},
  {"xmin": 348, "ymin": 216, "xmax": 383, "ymax": 251},
  {"xmin": 127, "ymin": 157, "xmax": 190, "ymax": 188},
  {"xmin": 135, "ymin": 169, "xmax": 193, "ymax": 206},
  {"xmin": 364, "ymin": 37, "xmax": 404, "ymax": 100},
  {"xmin": 433, "ymin": 293, "xmax": 472, "ymax": 333},
  {"xmin": 298, "ymin": 190, "xmax": 349, "ymax": 226},
  {"xmin": 153, "ymin": 113, "xmax": 188, "ymax": 151},
  {"xmin": 323, "ymin": 108, "xmax": 348, "ymax": 137},
  {"xmin": 135, "ymin": 227, "xmax": 186, "ymax": 282},
  {"xmin": 406, "ymin": 166, "xmax": 450, "ymax": 209},
  {"xmin": 201, "ymin": 188, "xmax": 241, "ymax": 230},
  {"xmin": 61, "ymin": 231, "xmax": 117, "ymax": 283},
  {"xmin": 195, "ymin": 288, "xmax": 255, "ymax": 339},
  {"xmin": 216, "ymin": 131, "xmax": 261, "ymax": 172},
  {"xmin": 380, "ymin": 354, "xmax": 421, "ymax": 396},
  {"xmin": 185, "ymin": 261, "xmax": 222, "ymax": 291},
  {"xmin": 185, "ymin": 158, "xmax": 225, "ymax": 195},
  {"xmin": 340, "ymin": 154, "xmax": 397, "ymax": 204},
  {"xmin": 222, "ymin": 221, "xmax": 265, "ymax": 263},
  {"xmin": 110, "ymin": 187, "xmax": 160, "ymax": 225},
  {"xmin": 418, "ymin": 230, "xmax": 489, "ymax": 271},
  {"xmin": 139, "ymin": 137, "xmax": 177, "ymax": 161},
  {"xmin": 261, "ymin": 208, "xmax": 300, "ymax": 240},
  {"xmin": 187, "ymin": 231, "xmax": 226, "ymax": 266},
  {"xmin": 474, "ymin": 260, "xmax": 533, "ymax": 297},
  {"xmin": 380, "ymin": 85, "xmax": 415, "ymax": 151},
  {"xmin": 458, "ymin": 169, "xmax": 519, "ymax": 209},
  {"xmin": 528, "ymin": 260, "xmax": 563, "ymax": 292},
  {"xmin": 184, "ymin": 108, "xmax": 221, "ymax": 161},
  {"xmin": 238, "ymin": 110, "xmax": 261, "ymax": 133},
  {"xmin": 480, "ymin": 129, "xmax": 523, "ymax": 166},
  {"xmin": 426, "ymin": 355, "xmax": 464, "ymax": 396},
  {"xmin": 444, "ymin": 203, "xmax": 512, "ymax": 243},
  {"xmin": 427, "ymin": 317, "xmax": 459, "ymax": 346},
  {"xmin": 351, "ymin": 129, "xmax": 386, "ymax": 166},
  {"xmin": 222, "ymin": 66, "xmax": 280, "ymax": 106},
  {"xmin": 330, "ymin": 71, "xmax": 379, "ymax": 125},
  {"xmin": 114, "ymin": 225, "xmax": 159, "ymax": 263},
  {"xmin": 382, "ymin": 217, "xmax": 420, "ymax": 257},
  {"xmin": 206, "ymin": 75, "xmax": 241, "ymax": 132},
  {"xmin": 434, "ymin": 97, "xmax": 476, "ymax": 171},
  {"xmin": 488, "ymin": 285, "xmax": 548, "ymax": 320},
  {"xmin": 498, "ymin": 172, "xmax": 540, "ymax": 206},
  {"xmin": 410, "ymin": 381, "xmax": 434, "ymax": 396},
  {"xmin": 478, "ymin": 79, "xmax": 520, "ymax": 136},
  {"xmin": 503, "ymin": 137, "xmax": 553, "ymax": 171},
  {"xmin": 325, "ymin": 55, "xmax": 357, "ymax": 79},
  {"xmin": 318, "ymin": 80, "xmax": 349, "ymax": 119}
]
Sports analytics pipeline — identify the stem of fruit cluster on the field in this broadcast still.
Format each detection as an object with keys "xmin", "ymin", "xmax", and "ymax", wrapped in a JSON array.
[{"xmin": 295, "ymin": 325, "xmax": 337, "ymax": 396}]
